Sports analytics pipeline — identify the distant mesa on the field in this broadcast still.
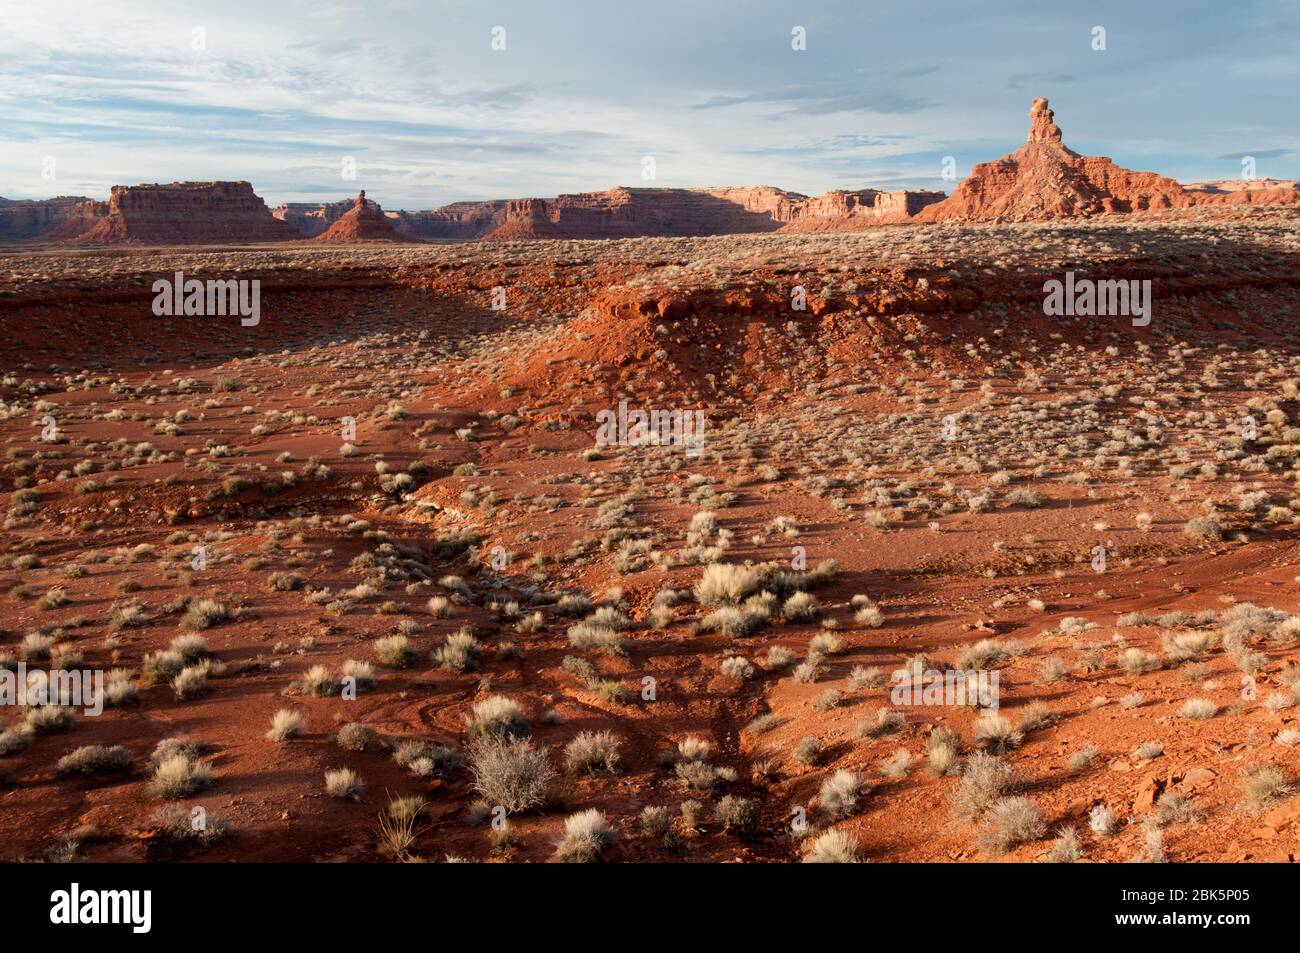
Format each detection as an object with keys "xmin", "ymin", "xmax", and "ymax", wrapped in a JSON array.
[
  {"xmin": 5, "ymin": 98, "xmax": 1299, "ymax": 246},
  {"xmin": 279, "ymin": 185, "xmax": 945, "ymax": 242},
  {"xmin": 20, "ymin": 181, "xmax": 301, "ymax": 245},
  {"xmin": 0, "ymin": 195, "xmax": 96, "ymax": 242}
]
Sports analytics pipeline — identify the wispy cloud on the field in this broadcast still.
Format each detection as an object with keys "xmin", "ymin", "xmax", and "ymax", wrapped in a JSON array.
[{"xmin": 0, "ymin": 0, "xmax": 1296, "ymax": 206}]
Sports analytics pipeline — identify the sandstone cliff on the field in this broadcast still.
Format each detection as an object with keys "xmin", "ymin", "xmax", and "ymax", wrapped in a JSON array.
[
  {"xmin": 0, "ymin": 196, "xmax": 96, "ymax": 242},
  {"xmin": 53, "ymin": 181, "xmax": 302, "ymax": 244}
]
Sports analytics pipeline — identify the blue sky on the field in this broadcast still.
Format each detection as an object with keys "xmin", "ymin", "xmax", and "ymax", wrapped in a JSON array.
[{"xmin": 1, "ymin": 0, "xmax": 1297, "ymax": 208}]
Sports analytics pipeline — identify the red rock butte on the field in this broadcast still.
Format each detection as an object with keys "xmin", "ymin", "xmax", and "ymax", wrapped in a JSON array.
[
  {"xmin": 313, "ymin": 190, "xmax": 403, "ymax": 243},
  {"xmin": 916, "ymin": 97, "xmax": 1300, "ymax": 222}
]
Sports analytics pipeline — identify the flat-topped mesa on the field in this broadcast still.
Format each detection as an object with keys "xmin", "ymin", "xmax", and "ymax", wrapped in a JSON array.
[{"xmin": 49, "ymin": 181, "xmax": 302, "ymax": 244}]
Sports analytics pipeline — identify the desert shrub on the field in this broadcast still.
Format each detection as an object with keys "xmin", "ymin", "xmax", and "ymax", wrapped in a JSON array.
[
  {"xmin": 849, "ymin": 665, "xmax": 885, "ymax": 690},
  {"xmin": 26, "ymin": 706, "xmax": 75, "ymax": 734},
  {"xmin": 394, "ymin": 740, "xmax": 463, "ymax": 778},
  {"xmin": 1044, "ymin": 827, "xmax": 1082, "ymax": 863},
  {"xmin": 714, "ymin": 794, "xmax": 758, "ymax": 832},
  {"xmin": 720, "ymin": 656, "xmax": 754, "ymax": 679},
  {"xmin": 639, "ymin": 805, "xmax": 673, "ymax": 838},
  {"xmin": 563, "ymin": 730, "xmax": 621, "ymax": 775},
  {"xmin": 56, "ymin": 744, "xmax": 132, "ymax": 777},
  {"xmin": 552, "ymin": 809, "xmax": 613, "ymax": 863},
  {"xmin": 803, "ymin": 828, "xmax": 861, "ymax": 863},
  {"xmin": 566, "ymin": 622, "xmax": 626, "ymax": 655},
  {"xmin": 373, "ymin": 634, "xmax": 414, "ymax": 668},
  {"xmin": 792, "ymin": 736, "xmax": 822, "ymax": 765},
  {"xmin": 433, "ymin": 628, "xmax": 481, "ymax": 672},
  {"xmin": 857, "ymin": 707, "xmax": 906, "ymax": 738},
  {"xmin": 1183, "ymin": 517, "xmax": 1222, "ymax": 541},
  {"xmin": 926, "ymin": 726, "xmax": 962, "ymax": 775},
  {"xmin": 324, "ymin": 767, "xmax": 364, "ymax": 800},
  {"xmin": 819, "ymin": 769, "xmax": 864, "ymax": 818},
  {"xmin": 1180, "ymin": 698, "xmax": 1218, "ymax": 720},
  {"xmin": 973, "ymin": 716, "xmax": 1023, "ymax": 754},
  {"xmin": 951, "ymin": 751, "xmax": 1012, "ymax": 821},
  {"xmin": 179, "ymin": 598, "xmax": 231, "ymax": 631},
  {"xmin": 781, "ymin": 591, "xmax": 820, "ymax": 621},
  {"xmin": 337, "ymin": 723, "xmax": 375, "ymax": 751},
  {"xmin": 266, "ymin": 708, "xmax": 303, "ymax": 741},
  {"xmin": 171, "ymin": 661, "xmax": 211, "ymax": 700},
  {"xmin": 1241, "ymin": 763, "xmax": 1292, "ymax": 812},
  {"xmin": 0, "ymin": 724, "xmax": 35, "ymax": 755},
  {"xmin": 695, "ymin": 563, "xmax": 762, "ymax": 607},
  {"xmin": 977, "ymin": 796, "xmax": 1045, "ymax": 854},
  {"xmin": 142, "ymin": 649, "xmax": 186, "ymax": 686},
  {"xmin": 1119, "ymin": 648, "xmax": 1160, "ymax": 675},
  {"xmin": 464, "ymin": 695, "xmax": 530, "ymax": 741},
  {"xmin": 468, "ymin": 740, "xmax": 555, "ymax": 813},
  {"xmin": 150, "ymin": 753, "xmax": 212, "ymax": 799}
]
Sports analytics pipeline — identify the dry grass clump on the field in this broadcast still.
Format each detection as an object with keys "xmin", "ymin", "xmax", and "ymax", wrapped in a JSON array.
[
  {"xmin": 819, "ymin": 769, "xmax": 864, "ymax": 818},
  {"xmin": 976, "ymin": 796, "xmax": 1045, "ymax": 854},
  {"xmin": 468, "ymin": 740, "xmax": 555, "ymax": 813},
  {"xmin": 926, "ymin": 726, "xmax": 962, "ymax": 775},
  {"xmin": 1240, "ymin": 763, "xmax": 1292, "ymax": 812},
  {"xmin": 1180, "ymin": 698, "xmax": 1218, "ymax": 720},
  {"xmin": 393, "ymin": 740, "xmax": 463, "ymax": 779},
  {"xmin": 373, "ymin": 634, "xmax": 414, "ymax": 668},
  {"xmin": 150, "ymin": 752, "xmax": 212, "ymax": 799},
  {"xmin": 25, "ymin": 706, "xmax": 75, "ymax": 734},
  {"xmin": 324, "ymin": 767, "xmax": 364, "ymax": 800},
  {"xmin": 266, "ymin": 708, "xmax": 304, "ymax": 741},
  {"xmin": 1119, "ymin": 648, "xmax": 1160, "ymax": 675},
  {"xmin": 857, "ymin": 707, "xmax": 906, "ymax": 738},
  {"xmin": 714, "ymin": 794, "xmax": 758, "ymax": 832},
  {"xmin": 179, "ymin": 598, "xmax": 231, "ymax": 631},
  {"xmin": 972, "ymin": 715, "xmax": 1023, "ymax": 753},
  {"xmin": 802, "ymin": 828, "xmax": 862, "ymax": 863},
  {"xmin": 55, "ymin": 744, "xmax": 132, "ymax": 777},
  {"xmin": 563, "ymin": 730, "xmax": 621, "ymax": 775},
  {"xmin": 695, "ymin": 563, "xmax": 762, "ymax": 607},
  {"xmin": 552, "ymin": 808, "xmax": 614, "ymax": 862},
  {"xmin": 433, "ymin": 628, "xmax": 481, "ymax": 672},
  {"xmin": 951, "ymin": 751, "xmax": 1012, "ymax": 821},
  {"xmin": 337, "ymin": 722, "xmax": 376, "ymax": 751},
  {"xmin": 464, "ymin": 695, "xmax": 531, "ymax": 741}
]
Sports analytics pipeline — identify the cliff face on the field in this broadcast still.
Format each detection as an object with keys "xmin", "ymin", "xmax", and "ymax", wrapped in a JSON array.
[
  {"xmin": 778, "ymin": 188, "xmax": 947, "ymax": 231},
  {"xmin": 272, "ymin": 198, "xmax": 356, "ymax": 237},
  {"xmin": 55, "ymin": 181, "xmax": 302, "ymax": 244},
  {"xmin": 384, "ymin": 185, "xmax": 940, "ymax": 241},
  {"xmin": 0, "ymin": 196, "xmax": 96, "ymax": 242}
]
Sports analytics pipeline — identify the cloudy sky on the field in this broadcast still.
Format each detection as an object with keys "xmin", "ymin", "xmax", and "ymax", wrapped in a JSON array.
[{"xmin": 2, "ymin": 0, "xmax": 1297, "ymax": 209}]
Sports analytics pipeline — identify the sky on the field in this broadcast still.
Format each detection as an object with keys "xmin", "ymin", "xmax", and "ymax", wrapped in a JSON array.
[{"xmin": 1, "ymin": 0, "xmax": 1298, "ymax": 209}]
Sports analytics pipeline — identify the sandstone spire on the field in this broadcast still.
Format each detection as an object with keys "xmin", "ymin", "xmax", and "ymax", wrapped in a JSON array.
[{"xmin": 1027, "ymin": 97, "xmax": 1062, "ymax": 143}]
